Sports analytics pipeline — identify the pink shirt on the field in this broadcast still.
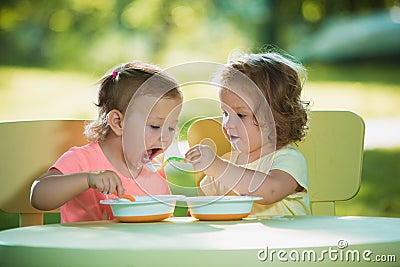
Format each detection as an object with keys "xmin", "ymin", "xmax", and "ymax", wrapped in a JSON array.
[{"xmin": 51, "ymin": 142, "xmax": 170, "ymax": 223}]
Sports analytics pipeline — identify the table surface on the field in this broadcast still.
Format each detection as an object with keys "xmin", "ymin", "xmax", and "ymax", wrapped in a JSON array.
[{"xmin": 0, "ymin": 216, "xmax": 399, "ymax": 267}]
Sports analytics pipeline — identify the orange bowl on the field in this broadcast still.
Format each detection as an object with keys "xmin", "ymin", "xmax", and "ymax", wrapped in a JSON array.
[{"xmin": 100, "ymin": 195, "xmax": 184, "ymax": 222}]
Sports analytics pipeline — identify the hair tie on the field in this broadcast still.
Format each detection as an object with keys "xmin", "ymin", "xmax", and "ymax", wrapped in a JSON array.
[{"xmin": 112, "ymin": 70, "xmax": 118, "ymax": 78}]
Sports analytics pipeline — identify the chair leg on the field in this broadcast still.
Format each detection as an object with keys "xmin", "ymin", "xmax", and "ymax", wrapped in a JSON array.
[
  {"xmin": 311, "ymin": 202, "xmax": 335, "ymax": 216},
  {"xmin": 20, "ymin": 213, "xmax": 43, "ymax": 227}
]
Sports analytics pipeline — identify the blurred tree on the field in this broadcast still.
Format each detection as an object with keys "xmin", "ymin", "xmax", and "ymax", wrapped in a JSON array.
[{"xmin": 0, "ymin": 0, "xmax": 396, "ymax": 70}]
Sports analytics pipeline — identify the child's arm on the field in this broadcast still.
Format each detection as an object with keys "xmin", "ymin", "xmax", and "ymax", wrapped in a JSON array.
[
  {"xmin": 186, "ymin": 145, "xmax": 300, "ymax": 205},
  {"xmin": 30, "ymin": 169, "xmax": 124, "ymax": 211}
]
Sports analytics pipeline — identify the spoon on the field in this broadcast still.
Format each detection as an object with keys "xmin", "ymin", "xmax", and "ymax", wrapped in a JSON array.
[
  {"xmin": 145, "ymin": 156, "xmax": 185, "ymax": 172},
  {"xmin": 113, "ymin": 191, "xmax": 136, "ymax": 202}
]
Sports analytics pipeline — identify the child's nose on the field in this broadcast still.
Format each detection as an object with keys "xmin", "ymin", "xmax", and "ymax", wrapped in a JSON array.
[{"xmin": 223, "ymin": 115, "xmax": 236, "ymax": 129}]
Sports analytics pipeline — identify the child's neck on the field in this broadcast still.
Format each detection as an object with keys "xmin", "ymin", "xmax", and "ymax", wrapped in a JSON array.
[
  {"xmin": 236, "ymin": 144, "xmax": 278, "ymax": 165},
  {"xmin": 99, "ymin": 136, "xmax": 132, "ymax": 178}
]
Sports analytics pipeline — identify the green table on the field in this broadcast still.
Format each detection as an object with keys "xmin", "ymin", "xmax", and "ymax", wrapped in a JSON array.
[{"xmin": 0, "ymin": 216, "xmax": 399, "ymax": 266}]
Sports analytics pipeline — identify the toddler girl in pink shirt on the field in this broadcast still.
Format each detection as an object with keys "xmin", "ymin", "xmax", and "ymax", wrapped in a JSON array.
[{"xmin": 30, "ymin": 62, "xmax": 183, "ymax": 222}]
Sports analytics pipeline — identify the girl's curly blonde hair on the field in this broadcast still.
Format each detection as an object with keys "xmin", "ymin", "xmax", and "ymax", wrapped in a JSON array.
[
  {"xmin": 85, "ymin": 61, "xmax": 182, "ymax": 142},
  {"xmin": 220, "ymin": 50, "xmax": 309, "ymax": 148}
]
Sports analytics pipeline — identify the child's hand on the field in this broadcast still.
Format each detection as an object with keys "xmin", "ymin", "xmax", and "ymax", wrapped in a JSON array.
[
  {"xmin": 185, "ymin": 144, "xmax": 217, "ymax": 172},
  {"xmin": 87, "ymin": 170, "xmax": 124, "ymax": 197}
]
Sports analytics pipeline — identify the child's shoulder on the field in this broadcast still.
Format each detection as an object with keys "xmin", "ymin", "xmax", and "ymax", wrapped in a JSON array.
[
  {"xmin": 273, "ymin": 145, "xmax": 306, "ymax": 163},
  {"xmin": 277, "ymin": 144, "xmax": 303, "ymax": 154},
  {"xmin": 67, "ymin": 142, "xmax": 97, "ymax": 153},
  {"xmin": 59, "ymin": 142, "xmax": 99, "ymax": 161}
]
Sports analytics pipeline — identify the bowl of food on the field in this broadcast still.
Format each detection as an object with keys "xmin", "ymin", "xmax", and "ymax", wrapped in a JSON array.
[
  {"xmin": 185, "ymin": 196, "xmax": 262, "ymax": 221},
  {"xmin": 100, "ymin": 195, "xmax": 184, "ymax": 222}
]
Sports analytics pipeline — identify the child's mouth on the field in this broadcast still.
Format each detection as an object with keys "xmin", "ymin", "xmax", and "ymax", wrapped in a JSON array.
[
  {"xmin": 141, "ymin": 148, "xmax": 163, "ymax": 164},
  {"xmin": 229, "ymin": 135, "xmax": 240, "ymax": 143}
]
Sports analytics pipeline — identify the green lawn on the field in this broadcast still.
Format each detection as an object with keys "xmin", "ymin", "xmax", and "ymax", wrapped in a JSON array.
[{"xmin": 336, "ymin": 147, "xmax": 400, "ymax": 218}]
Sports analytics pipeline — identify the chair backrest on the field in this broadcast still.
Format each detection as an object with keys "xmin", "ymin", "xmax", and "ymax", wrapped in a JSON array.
[
  {"xmin": 187, "ymin": 111, "xmax": 365, "ymax": 216},
  {"xmin": 0, "ymin": 120, "xmax": 88, "ymax": 227}
]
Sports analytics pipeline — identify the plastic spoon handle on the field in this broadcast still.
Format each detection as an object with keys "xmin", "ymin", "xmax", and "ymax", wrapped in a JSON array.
[{"xmin": 159, "ymin": 157, "xmax": 185, "ymax": 169}]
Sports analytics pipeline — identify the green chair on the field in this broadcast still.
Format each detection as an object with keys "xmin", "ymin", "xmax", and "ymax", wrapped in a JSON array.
[
  {"xmin": 0, "ymin": 120, "xmax": 88, "ymax": 228},
  {"xmin": 187, "ymin": 111, "xmax": 365, "ymax": 216}
]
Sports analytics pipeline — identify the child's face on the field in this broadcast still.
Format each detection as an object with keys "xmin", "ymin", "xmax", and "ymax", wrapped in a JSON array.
[
  {"xmin": 219, "ymin": 90, "xmax": 262, "ymax": 154},
  {"xmin": 123, "ymin": 95, "xmax": 182, "ymax": 175}
]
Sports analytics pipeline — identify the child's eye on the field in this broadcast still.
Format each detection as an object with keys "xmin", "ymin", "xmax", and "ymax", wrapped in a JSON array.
[
  {"xmin": 150, "ymin": 125, "xmax": 160, "ymax": 129},
  {"xmin": 237, "ymin": 113, "xmax": 247, "ymax": 118}
]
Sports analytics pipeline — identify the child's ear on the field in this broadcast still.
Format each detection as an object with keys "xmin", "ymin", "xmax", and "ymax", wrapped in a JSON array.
[{"xmin": 108, "ymin": 109, "xmax": 124, "ymax": 136}]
